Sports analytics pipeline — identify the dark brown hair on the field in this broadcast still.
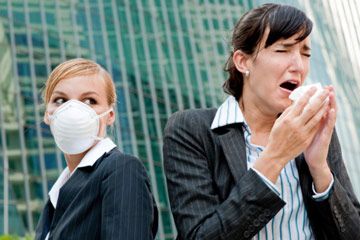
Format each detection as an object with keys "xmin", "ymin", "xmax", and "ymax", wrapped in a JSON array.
[{"xmin": 223, "ymin": 3, "xmax": 313, "ymax": 100}]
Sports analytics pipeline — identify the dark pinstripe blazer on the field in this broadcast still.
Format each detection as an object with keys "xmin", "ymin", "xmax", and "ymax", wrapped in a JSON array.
[
  {"xmin": 35, "ymin": 148, "xmax": 158, "ymax": 240},
  {"xmin": 163, "ymin": 109, "xmax": 360, "ymax": 240}
]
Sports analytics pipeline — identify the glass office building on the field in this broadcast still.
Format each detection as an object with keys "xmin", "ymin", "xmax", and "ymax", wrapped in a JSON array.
[{"xmin": 0, "ymin": 0, "xmax": 359, "ymax": 238}]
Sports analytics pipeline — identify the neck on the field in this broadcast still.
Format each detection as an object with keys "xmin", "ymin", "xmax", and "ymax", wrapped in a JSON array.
[
  {"xmin": 239, "ymin": 97, "xmax": 277, "ymax": 134},
  {"xmin": 65, "ymin": 152, "xmax": 87, "ymax": 172}
]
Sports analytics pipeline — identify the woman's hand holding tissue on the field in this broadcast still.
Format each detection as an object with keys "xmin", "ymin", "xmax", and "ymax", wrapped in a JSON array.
[
  {"xmin": 304, "ymin": 86, "xmax": 337, "ymax": 192},
  {"xmin": 292, "ymin": 85, "xmax": 337, "ymax": 192}
]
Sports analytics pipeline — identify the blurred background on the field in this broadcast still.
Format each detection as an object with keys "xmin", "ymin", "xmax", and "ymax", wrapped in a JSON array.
[{"xmin": 0, "ymin": 0, "xmax": 359, "ymax": 239}]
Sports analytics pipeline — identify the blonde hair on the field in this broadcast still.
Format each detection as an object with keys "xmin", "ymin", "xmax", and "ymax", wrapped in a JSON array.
[{"xmin": 43, "ymin": 58, "xmax": 116, "ymax": 106}]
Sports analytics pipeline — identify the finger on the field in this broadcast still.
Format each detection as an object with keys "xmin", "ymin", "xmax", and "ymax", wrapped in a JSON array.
[
  {"xmin": 323, "ymin": 85, "xmax": 335, "ymax": 109},
  {"xmin": 276, "ymin": 104, "xmax": 293, "ymax": 121},
  {"xmin": 326, "ymin": 108, "xmax": 337, "ymax": 133},
  {"xmin": 300, "ymin": 89, "xmax": 329, "ymax": 123},
  {"xmin": 323, "ymin": 85, "xmax": 332, "ymax": 91},
  {"xmin": 313, "ymin": 108, "xmax": 336, "ymax": 147},
  {"xmin": 323, "ymin": 101, "xmax": 337, "ymax": 133},
  {"xmin": 328, "ymin": 87, "xmax": 337, "ymax": 114},
  {"xmin": 291, "ymin": 86, "xmax": 317, "ymax": 116},
  {"xmin": 304, "ymin": 100, "xmax": 329, "ymax": 132},
  {"xmin": 307, "ymin": 120, "xmax": 321, "ymax": 143},
  {"xmin": 324, "ymin": 87, "xmax": 337, "ymax": 128}
]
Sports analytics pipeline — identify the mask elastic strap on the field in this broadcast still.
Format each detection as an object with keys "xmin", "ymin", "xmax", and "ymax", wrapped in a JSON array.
[
  {"xmin": 94, "ymin": 108, "xmax": 113, "ymax": 141},
  {"xmin": 97, "ymin": 108, "xmax": 113, "ymax": 119}
]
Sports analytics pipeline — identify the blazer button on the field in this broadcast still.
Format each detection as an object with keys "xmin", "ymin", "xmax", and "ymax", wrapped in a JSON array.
[
  {"xmin": 248, "ymin": 225, "xmax": 255, "ymax": 232},
  {"xmin": 259, "ymin": 214, "xmax": 266, "ymax": 222},
  {"xmin": 253, "ymin": 219, "xmax": 260, "ymax": 227},
  {"xmin": 264, "ymin": 209, "xmax": 271, "ymax": 217},
  {"xmin": 339, "ymin": 221, "xmax": 345, "ymax": 229},
  {"xmin": 244, "ymin": 230, "xmax": 250, "ymax": 238}
]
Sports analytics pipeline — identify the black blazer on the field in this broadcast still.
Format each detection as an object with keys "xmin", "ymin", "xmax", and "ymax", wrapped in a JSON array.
[
  {"xmin": 35, "ymin": 148, "xmax": 158, "ymax": 240},
  {"xmin": 163, "ymin": 108, "xmax": 360, "ymax": 240}
]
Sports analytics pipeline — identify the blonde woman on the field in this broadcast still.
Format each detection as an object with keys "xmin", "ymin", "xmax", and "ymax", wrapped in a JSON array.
[{"xmin": 35, "ymin": 58, "xmax": 158, "ymax": 240}]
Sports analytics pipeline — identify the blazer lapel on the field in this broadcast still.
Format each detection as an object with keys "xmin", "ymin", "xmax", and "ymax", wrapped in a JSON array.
[
  {"xmin": 216, "ymin": 124, "xmax": 247, "ymax": 183},
  {"xmin": 51, "ymin": 167, "xmax": 92, "ymax": 227},
  {"xmin": 35, "ymin": 199, "xmax": 54, "ymax": 240}
]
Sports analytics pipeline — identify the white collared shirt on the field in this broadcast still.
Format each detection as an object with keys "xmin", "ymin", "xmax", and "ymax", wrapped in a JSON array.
[
  {"xmin": 211, "ymin": 96, "xmax": 333, "ymax": 240},
  {"xmin": 45, "ymin": 138, "xmax": 116, "ymax": 239}
]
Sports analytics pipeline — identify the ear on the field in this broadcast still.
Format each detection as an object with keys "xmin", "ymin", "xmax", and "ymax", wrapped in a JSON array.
[
  {"xmin": 233, "ymin": 50, "xmax": 251, "ymax": 75},
  {"xmin": 106, "ymin": 109, "xmax": 115, "ymax": 126}
]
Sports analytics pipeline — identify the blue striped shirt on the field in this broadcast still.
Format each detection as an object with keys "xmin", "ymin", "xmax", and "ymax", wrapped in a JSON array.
[{"xmin": 211, "ymin": 96, "xmax": 334, "ymax": 240}]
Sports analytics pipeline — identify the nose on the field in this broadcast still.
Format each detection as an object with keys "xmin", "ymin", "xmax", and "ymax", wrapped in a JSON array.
[{"xmin": 289, "ymin": 51, "xmax": 306, "ymax": 74}]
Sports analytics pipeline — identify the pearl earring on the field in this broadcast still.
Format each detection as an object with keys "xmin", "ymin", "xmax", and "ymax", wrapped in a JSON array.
[{"xmin": 245, "ymin": 70, "xmax": 250, "ymax": 77}]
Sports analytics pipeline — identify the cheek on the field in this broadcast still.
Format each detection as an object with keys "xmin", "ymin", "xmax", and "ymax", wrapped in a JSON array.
[
  {"xmin": 304, "ymin": 60, "xmax": 310, "ymax": 75},
  {"xmin": 254, "ymin": 57, "xmax": 285, "ymax": 79},
  {"xmin": 45, "ymin": 104, "xmax": 57, "ymax": 114},
  {"xmin": 44, "ymin": 105, "xmax": 57, "ymax": 124}
]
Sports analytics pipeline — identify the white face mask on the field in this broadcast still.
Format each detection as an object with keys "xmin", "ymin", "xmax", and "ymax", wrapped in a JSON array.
[{"xmin": 47, "ymin": 99, "xmax": 112, "ymax": 155}]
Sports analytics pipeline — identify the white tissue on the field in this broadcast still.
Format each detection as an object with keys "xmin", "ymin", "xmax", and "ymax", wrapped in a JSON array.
[{"xmin": 289, "ymin": 83, "xmax": 323, "ymax": 102}]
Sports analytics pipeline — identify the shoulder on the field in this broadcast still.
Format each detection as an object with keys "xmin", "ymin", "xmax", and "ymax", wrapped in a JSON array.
[
  {"xmin": 163, "ymin": 109, "xmax": 220, "ymax": 157},
  {"xmin": 99, "ymin": 148, "xmax": 148, "ymax": 181},
  {"xmin": 165, "ymin": 108, "xmax": 217, "ymax": 134}
]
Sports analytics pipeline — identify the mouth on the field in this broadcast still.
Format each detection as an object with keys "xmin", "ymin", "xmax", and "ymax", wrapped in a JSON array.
[{"xmin": 280, "ymin": 80, "xmax": 299, "ymax": 92}]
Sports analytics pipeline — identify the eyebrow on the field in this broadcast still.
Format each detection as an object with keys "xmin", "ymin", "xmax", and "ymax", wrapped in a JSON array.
[
  {"xmin": 279, "ymin": 42, "xmax": 311, "ymax": 51},
  {"xmin": 52, "ymin": 90, "xmax": 67, "ymax": 96},
  {"xmin": 80, "ymin": 91, "xmax": 100, "ymax": 97},
  {"xmin": 51, "ymin": 91, "xmax": 100, "ymax": 97}
]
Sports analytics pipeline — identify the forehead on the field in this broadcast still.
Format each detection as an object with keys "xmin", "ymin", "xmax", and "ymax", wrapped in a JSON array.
[
  {"xmin": 276, "ymin": 34, "xmax": 311, "ymax": 46},
  {"xmin": 53, "ymin": 74, "xmax": 107, "ymax": 96},
  {"xmin": 260, "ymin": 28, "xmax": 311, "ymax": 49}
]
